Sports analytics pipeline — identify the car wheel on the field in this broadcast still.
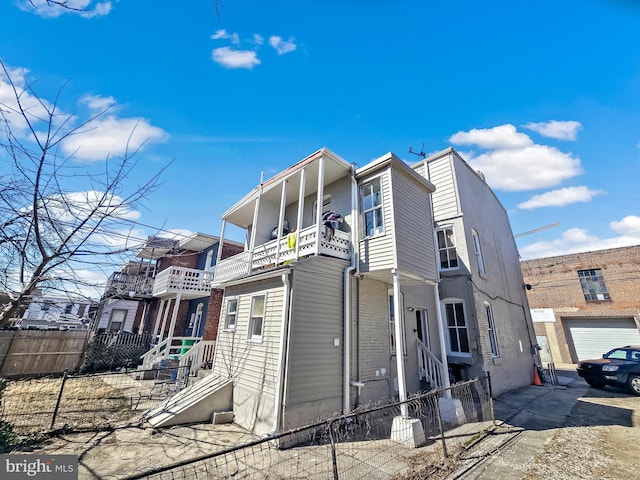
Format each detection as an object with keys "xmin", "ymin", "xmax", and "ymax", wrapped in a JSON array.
[
  {"xmin": 585, "ymin": 379, "xmax": 605, "ymax": 388},
  {"xmin": 627, "ymin": 375, "xmax": 640, "ymax": 395}
]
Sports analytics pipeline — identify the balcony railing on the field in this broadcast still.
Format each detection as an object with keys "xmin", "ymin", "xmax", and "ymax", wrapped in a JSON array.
[
  {"xmin": 214, "ymin": 224, "xmax": 351, "ymax": 284},
  {"xmin": 105, "ymin": 272, "xmax": 155, "ymax": 298},
  {"xmin": 152, "ymin": 266, "xmax": 215, "ymax": 298}
]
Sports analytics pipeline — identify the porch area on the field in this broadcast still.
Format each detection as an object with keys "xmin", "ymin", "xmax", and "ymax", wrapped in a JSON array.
[
  {"xmin": 214, "ymin": 224, "xmax": 351, "ymax": 284},
  {"xmin": 153, "ymin": 266, "xmax": 215, "ymax": 298}
]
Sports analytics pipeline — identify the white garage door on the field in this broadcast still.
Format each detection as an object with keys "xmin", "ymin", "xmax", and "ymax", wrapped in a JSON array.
[{"xmin": 568, "ymin": 318, "xmax": 640, "ymax": 361}]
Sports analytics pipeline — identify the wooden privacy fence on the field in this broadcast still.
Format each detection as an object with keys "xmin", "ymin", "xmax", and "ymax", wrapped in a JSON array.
[{"xmin": 0, "ymin": 329, "xmax": 90, "ymax": 376}]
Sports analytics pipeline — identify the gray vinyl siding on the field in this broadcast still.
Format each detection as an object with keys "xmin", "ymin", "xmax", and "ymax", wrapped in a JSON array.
[
  {"xmin": 286, "ymin": 256, "xmax": 348, "ymax": 409},
  {"xmin": 212, "ymin": 277, "xmax": 285, "ymax": 433},
  {"xmin": 358, "ymin": 169, "xmax": 395, "ymax": 272},
  {"xmin": 426, "ymin": 155, "xmax": 461, "ymax": 221},
  {"xmin": 391, "ymin": 168, "xmax": 438, "ymax": 281}
]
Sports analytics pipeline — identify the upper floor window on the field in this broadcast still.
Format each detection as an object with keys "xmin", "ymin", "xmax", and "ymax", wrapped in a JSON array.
[
  {"xmin": 578, "ymin": 269, "xmax": 610, "ymax": 301},
  {"xmin": 64, "ymin": 304, "xmax": 73, "ymax": 315},
  {"xmin": 472, "ymin": 230, "xmax": 485, "ymax": 275},
  {"xmin": 247, "ymin": 295, "xmax": 266, "ymax": 342},
  {"xmin": 361, "ymin": 179, "xmax": 384, "ymax": 237},
  {"xmin": 436, "ymin": 227, "xmax": 458, "ymax": 270},
  {"xmin": 485, "ymin": 302, "xmax": 499, "ymax": 357},
  {"xmin": 223, "ymin": 298, "xmax": 238, "ymax": 330},
  {"xmin": 444, "ymin": 300, "xmax": 470, "ymax": 355}
]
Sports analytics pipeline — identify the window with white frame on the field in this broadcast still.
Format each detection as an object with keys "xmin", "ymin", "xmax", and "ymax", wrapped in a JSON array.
[
  {"xmin": 388, "ymin": 291, "xmax": 406, "ymax": 355},
  {"xmin": 223, "ymin": 298, "xmax": 238, "ymax": 330},
  {"xmin": 361, "ymin": 179, "xmax": 384, "ymax": 237},
  {"xmin": 247, "ymin": 295, "xmax": 266, "ymax": 342},
  {"xmin": 444, "ymin": 301, "xmax": 470, "ymax": 354},
  {"xmin": 436, "ymin": 227, "xmax": 458, "ymax": 270},
  {"xmin": 472, "ymin": 230, "xmax": 485, "ymax": 275},
  {"xmin": 485, "ymin": 302, "xmax": 499, "ymax": 357}
]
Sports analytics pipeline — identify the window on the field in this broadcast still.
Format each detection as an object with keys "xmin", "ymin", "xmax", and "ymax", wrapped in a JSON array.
[
  {"xmin": 108, "ymin": 309, "xmax": 126, "ymax": 332},
  {"xmin": 247, "ymin": 295, "xmax": 266, "ymax": 342},
  {"xmin": 436, "ymin": 227, "xmax": 458, "ymax": 270},
  {"xmin": 485, "ymin": 302, "xmax": 499, "ymax": 357},
  {"xmin": 472, "ymin": 230, "xmax": 485, "ymax": 275},
  {"xmin": 578, "ymin": 269, "xmax": 610, "ymax": 301},
  {"xmin": 444, "ymin": 301, "xmax": 470, "ymax": 354},
  {"xmin": 64, "ymin": 304, "xmax": 73, "ymax": 315},
  {"xmin": 388, "ymin": 292, "xmax": 406, "ymax": 355},
  {"xmin": 224, "ymin": 299, "xmax": 238, "ymax": 330},
  {"xmin": 361, "ymin": 179, "xmax": 384, "ymax": 237}
]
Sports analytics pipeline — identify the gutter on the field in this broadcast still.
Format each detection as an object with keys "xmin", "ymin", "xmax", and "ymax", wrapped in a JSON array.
[{"xmin": 272, "ymin": 272, "xmax": 292, "ymax": 433}]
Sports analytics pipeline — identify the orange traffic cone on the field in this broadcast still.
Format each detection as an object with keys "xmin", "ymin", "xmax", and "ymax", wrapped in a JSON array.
[{"xmin": 533, "ymin": 367, "xmax": 543, "ymax": 386}]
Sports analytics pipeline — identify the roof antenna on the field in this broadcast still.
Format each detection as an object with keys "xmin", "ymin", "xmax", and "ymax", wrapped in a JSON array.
[{"xmin": 409, "ymin": 143, "xmax": 427, "ymax": 159}]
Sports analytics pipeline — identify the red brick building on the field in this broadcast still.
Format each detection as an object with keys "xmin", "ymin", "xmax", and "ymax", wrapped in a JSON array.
[{"xmin": 521, "ymin": 245, "xmax": 640, "ymax": 364}]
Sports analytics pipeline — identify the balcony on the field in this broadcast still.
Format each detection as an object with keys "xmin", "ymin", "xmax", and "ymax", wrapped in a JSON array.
[
  {"xmin": 104, "ymin": 272, "xmax": 155, "ymax": 299},
  {"xmin": 214, "ymin": 224, "xmax": 351, "ymax": 284},
  {"xmin": 152, "ymin": 266, "xmax": 215, "ymax": 299}
]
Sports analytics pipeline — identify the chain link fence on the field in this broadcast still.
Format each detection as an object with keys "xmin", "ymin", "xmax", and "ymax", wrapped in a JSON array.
[
  {"xmin": 121, "ymin": 377, "xmax": 494, "ymax": 480},
  {"xmin": 0, "ymin": 364, "xmax": 190, "ymax": 434}
]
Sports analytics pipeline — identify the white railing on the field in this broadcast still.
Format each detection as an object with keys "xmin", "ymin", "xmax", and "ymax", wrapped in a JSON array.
[
  {"xmin": 105, "ymin": 272, "xmax": 154, "ymax": 297},
  {"xmin": 152, "ymin": 266, "xmax": 214, "ymax": 297},
  {"xmin": 179, "ymin": 340, "xmax": 216, "ymax": 374},
  {"xmin": 214, "ymin": 225, "xmax": 351, "ymax": 284},
  {"xmin": 417, "ymin": 338, "xmax": 445, "ymax": 389},
  {"xmin": 140, "ymin": 336, "xmax": 202, "ymax": 369}
]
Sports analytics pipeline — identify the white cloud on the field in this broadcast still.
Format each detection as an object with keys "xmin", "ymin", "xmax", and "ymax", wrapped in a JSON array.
[
  {"xmin": 450, "ymin": 124, "xmax": 532, "ymax": 150},
  {"xmin": 450, "ymin": 124, "xmax": 583, "ymax": 192},
  {"xmin": 254, "ymin": 34, "xmax": 264, "ymax": 45},
  {"xmin": 518, "ymin": 186, "xmax": 604, "ymax": 209},
  {"xmin": 610, "ymin": 215, "xmax": 640, "ymax": 236},
  {"xmin": 61, "ymin": 115, "xmax": 168, "ymax": 162},
  {"xmin": 20, "ymin": 0, "xmax": 112, "ymax": 18},
  {"xmin": 523, "ymin": 120, "xmax": 582, "ymax": 141},
  {"xmin": 211, "ymin": 29, "xmax": 240, "ymax": 44},
  {"xmin": 519, "ymin": 219, "xmax": 640, "ymax": 260},
  {"xmin": 212, "ymin": 47, "xmax": 261, "ymax": 69},
  {"xmin": 269, "ymin": 36, "xmax": 297, "ymax": 55},
  {"xmin": 81, "ymin": 94, "xmax": 116, "ymax": 113}
]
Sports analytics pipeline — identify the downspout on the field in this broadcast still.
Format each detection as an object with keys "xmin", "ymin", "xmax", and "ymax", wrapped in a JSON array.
[
  {"xmin": 343, "ymin": 167, "xmax": 359, "ymax": 413},
  {"xmin": 272, "ymin": 272, "xmax": 292, "ymax": 433}
]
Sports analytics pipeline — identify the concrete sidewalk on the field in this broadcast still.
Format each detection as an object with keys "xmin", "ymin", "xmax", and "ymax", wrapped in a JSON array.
[{"xmin": 452, "ymin": 373, "xmax": 587, "ymax": 479}]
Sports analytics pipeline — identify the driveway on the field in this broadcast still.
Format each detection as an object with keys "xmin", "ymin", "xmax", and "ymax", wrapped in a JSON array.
[{"xmin": 454, "ymin": 369, "xmax": 640, "ymax": 480}]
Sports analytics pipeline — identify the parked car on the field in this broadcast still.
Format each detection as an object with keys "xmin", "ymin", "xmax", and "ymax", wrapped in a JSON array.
[{"xmin": 577, "ymin": 345, "xmax": 640, "ymax": 395}]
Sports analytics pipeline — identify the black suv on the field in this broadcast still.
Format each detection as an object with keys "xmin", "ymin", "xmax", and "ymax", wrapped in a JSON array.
[{"xmin": 577, "ymin": 345, "xmax": 640, "ymax": 395}]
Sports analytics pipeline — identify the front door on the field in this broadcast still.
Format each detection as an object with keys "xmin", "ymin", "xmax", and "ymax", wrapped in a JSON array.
[{"xmin": 415, "ymin": 309, "xmax": 429, "ymax": 348}]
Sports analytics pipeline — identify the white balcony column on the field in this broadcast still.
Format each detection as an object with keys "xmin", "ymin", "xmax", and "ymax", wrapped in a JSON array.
[
  {"xmin": 392, "ymin": 269, "xmax": 409, "ymax": 419},
  {"xmin": 157, "ymin": 299, "xmax": 171, "ymax": 342},
  {"xmin": 166, "ymin": 292, "xmax": 183, "ymax": 351},
  {"xmin": 434, "ymin": 283, "xmax": 452, "ymax": 394},
  {"xmin": 152, "ymin": 298, "xmax": 167, "ymax": 339},
  {"xmin": 215, "ymin": 220, "xmax": 227, "ymax": 269},
  {"xmin": 295, "ymin": 167, "xmax": 306, "ymax": 261},
  {"xmin": 315, "ymin": 156, "xmax": 325, "ymax": 256},
  {"xmin": 275, "ymin": 180, "xmax": 287, "ymax": 265},
  {"xmin": 248, "ymin": 180, "xmax": 264, "ymax": 274}
]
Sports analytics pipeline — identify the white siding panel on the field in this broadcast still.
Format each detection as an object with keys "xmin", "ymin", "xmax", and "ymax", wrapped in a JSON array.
[
  {"xmin": 358, "ymin": 170, "xmax": 395, "ymax": 272},
  {"xmin": 427, "ymin": 156, "xmax": 460, "ymax": 221},
  {"xmin": 286, "ymin": 257, "xmax": 348, "ymax": 407},
  {"xmin": 391, "ymin": 168, "xmax": 438, "ymax": 281}
]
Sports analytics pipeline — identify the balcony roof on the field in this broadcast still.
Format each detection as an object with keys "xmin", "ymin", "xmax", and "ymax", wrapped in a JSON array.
[{"xmin": 221, "ymin": 148, "xmax": 352, "ymax": 229}]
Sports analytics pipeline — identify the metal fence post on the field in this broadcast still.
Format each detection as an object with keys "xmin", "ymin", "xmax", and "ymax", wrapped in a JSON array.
[
  {"xmin": 486, "ymin": 371, "xmax": 495, "ymax": 425},
  {"xmin": 50, "ymin": 369, "xmax": 68, "ymax": 430},
  {"xmin": 434, "ymin": 389, "xmax": 448, "ymax": 458},
  {"xmin": 328, "ymin": 420, "xmax": 339, "ymax": 480}
]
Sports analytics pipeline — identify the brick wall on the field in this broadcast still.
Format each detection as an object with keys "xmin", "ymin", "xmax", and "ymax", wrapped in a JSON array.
[
  {"xmin": 521, "ymin": 245, "xmax": 640, "ymax": 363},
  {"xmin": 203, "ymin": 288, "xmax": 224, "ymax": 340}
]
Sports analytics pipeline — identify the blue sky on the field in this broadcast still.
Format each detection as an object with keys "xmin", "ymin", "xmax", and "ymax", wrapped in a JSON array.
[{"xmin": 2, "ymin": 0, "xmax": 640, "ymax": 294}]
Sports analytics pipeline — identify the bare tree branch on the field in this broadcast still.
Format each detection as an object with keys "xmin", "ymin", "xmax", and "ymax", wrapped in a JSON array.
[{"xmin": 0, "ymin": 61, "xmax": 168, "ymax": 326}]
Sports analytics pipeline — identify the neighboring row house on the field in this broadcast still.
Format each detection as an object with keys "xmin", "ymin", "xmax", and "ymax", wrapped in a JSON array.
[
  {"xmin": 521, "ymin": 245, "xmax": 640, "ymax": 364},
  {"xmin": 98, "ymin": 232, "xmax": 243, "ymax": 369},
  {"xmin": 145, "ymin": 147, "xmax": 538, "ymax": 435},
  {"xmin": 18, "ymin": 290, "xmax": 97, "ymax": 330}
]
